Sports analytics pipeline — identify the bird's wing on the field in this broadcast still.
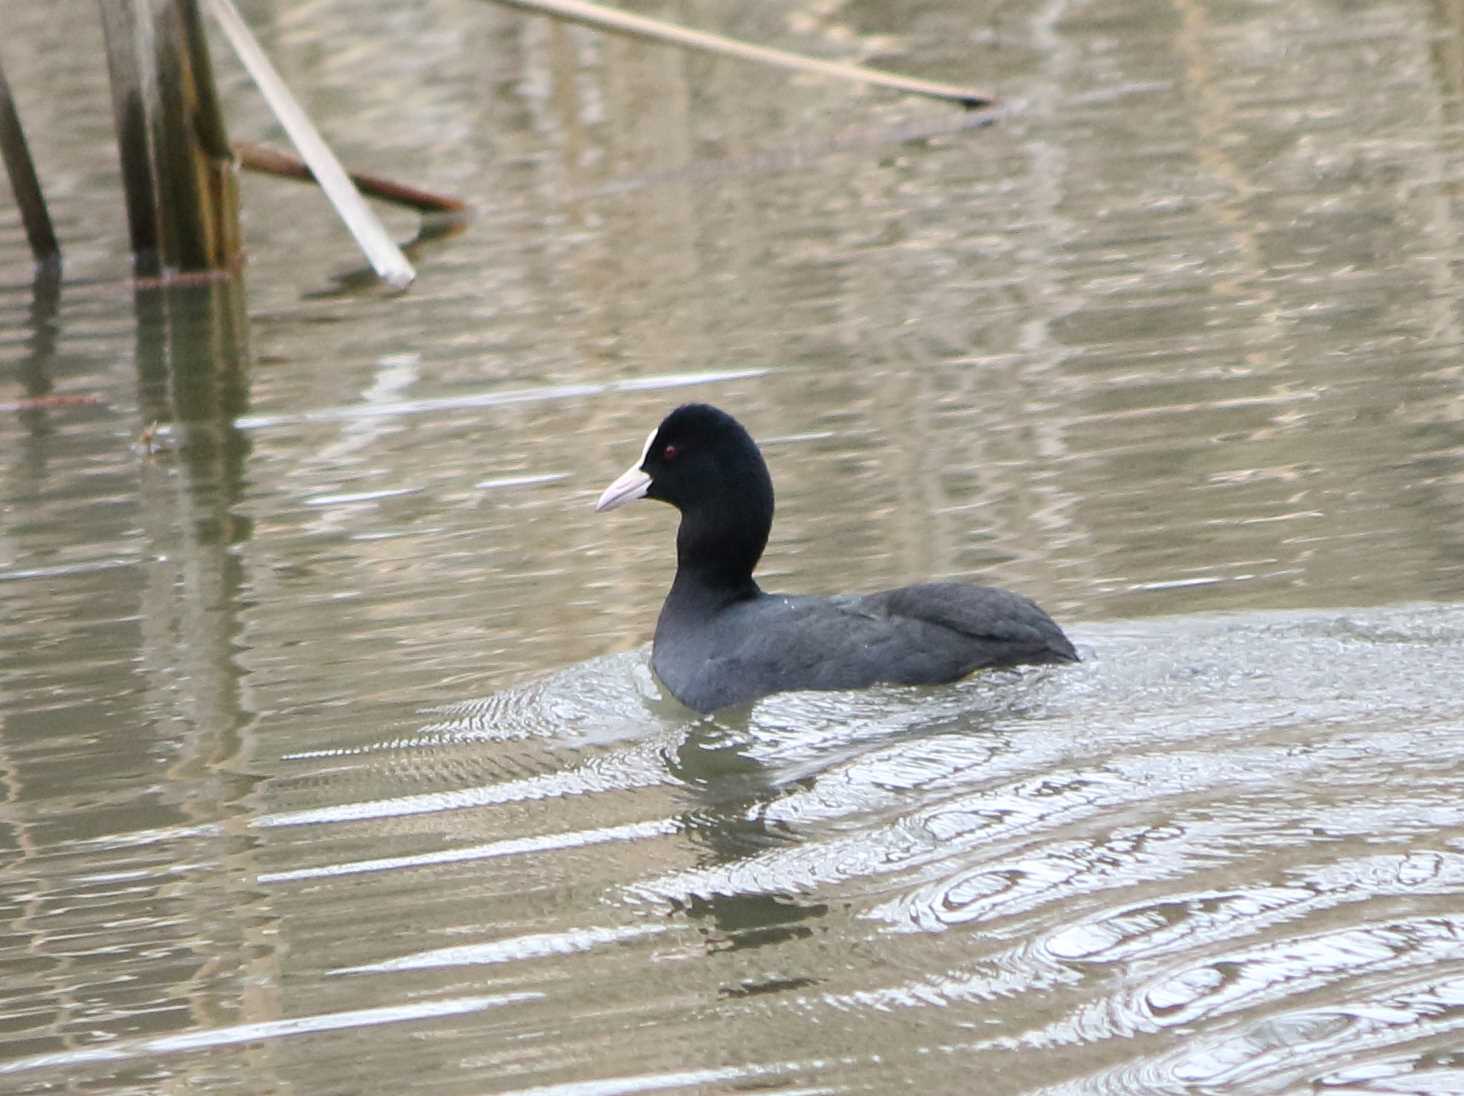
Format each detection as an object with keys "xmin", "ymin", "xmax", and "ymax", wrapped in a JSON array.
[{"xmin": 862, "ymin": 583, "xmax": 1077, "ymax": 660}]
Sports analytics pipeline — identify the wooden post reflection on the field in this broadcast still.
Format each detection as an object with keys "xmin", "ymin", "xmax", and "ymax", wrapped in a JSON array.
[{"xmin": 133, "ymin": 278, "xmax": 285, "ymax": 1065}]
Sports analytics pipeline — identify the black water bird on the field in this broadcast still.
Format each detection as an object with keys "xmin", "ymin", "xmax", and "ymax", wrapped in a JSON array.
[{"xmin": 596, "ymin": 404, "xmax": 1077, "ymax": 712}]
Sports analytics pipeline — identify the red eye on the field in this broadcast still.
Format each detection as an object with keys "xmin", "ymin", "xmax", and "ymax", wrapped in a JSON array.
[{"xmin": 662, "ymin": 444, "xmax": 679, "ymax": 461}]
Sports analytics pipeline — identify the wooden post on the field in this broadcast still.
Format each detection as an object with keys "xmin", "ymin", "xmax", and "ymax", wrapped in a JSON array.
[
  {"xmin": 98, "ymin": 0, "xmax": 240, "ymax": 277},
  {"xmin": 0, "ymin": 54, "xmax": 61, "ymax": 268}
]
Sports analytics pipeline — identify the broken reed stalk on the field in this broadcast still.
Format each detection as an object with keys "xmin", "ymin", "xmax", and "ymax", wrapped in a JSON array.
[
  {"xmin": 178, "ymin": 0, "xmax": 241, "ymax": 262},
  {"xmin": 482, "ymin": 0, "xmax": 994, "ymax": 108},
  {"xmin": 152, "ymin": 0, "xmax": 240, "ymax": 270},
  {"xmin": 204, "ymin": 0, "xmax": 416, "ymax": 289},
  {"xmin": 234, "ymin": 141, "xmax": 468, "ymax": 216},
  {"xmin": 98, "ymin": 0, "xmax": 164, "ymax": 270},
  {"xmin": 0, "ymin": 57, "xmax": 61, "ymax": 268},
  {"xmin": 97, "ymin": 0, "xmax": 240, "ymax": 277}
]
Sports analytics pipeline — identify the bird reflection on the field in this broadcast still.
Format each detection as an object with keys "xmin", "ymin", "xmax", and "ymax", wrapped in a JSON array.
[{"xmin": 661, "ymin": 714, "xmax": 830, "ymax": 955}]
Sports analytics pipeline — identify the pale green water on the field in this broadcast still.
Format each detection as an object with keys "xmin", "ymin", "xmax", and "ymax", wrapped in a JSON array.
[{"xmin": 2, "ymin": 0, "xmax": 1463, "ymax": 1092}]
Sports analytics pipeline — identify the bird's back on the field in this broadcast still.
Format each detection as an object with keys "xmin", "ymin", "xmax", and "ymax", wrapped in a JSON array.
[{"xmin": 652, "ymin": 581, "xmax": 1077, "ymax": 712}]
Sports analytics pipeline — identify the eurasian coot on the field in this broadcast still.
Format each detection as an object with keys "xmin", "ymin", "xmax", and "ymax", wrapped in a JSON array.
[{"xmin": 596, "ymin": 404, "xmax": 1077, "ymax": 712}]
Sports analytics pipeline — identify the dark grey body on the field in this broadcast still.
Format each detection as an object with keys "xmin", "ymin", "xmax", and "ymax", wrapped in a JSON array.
[{"xmin": 653, "ymin": 579, "xmax": 1077, "ymax": 713}]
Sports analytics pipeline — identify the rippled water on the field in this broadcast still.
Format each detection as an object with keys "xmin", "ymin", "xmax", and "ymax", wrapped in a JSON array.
[{"xmin": 4, "ymin": 0, "xmax": 1464, "ymax": 1092}]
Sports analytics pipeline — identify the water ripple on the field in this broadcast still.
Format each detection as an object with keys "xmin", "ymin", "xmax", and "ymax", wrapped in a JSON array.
[
  {"xmin": 258, "ymin": 818, "xmax": 679, "ymax": 884},
  {"xmin": 0, "ymin": 994, "xmax": 536, "ymax": 1077}
]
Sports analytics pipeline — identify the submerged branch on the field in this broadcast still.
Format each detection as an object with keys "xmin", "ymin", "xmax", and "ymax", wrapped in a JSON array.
[{"xmin": 234, "ymin": 141, "xmax": 468, "ymax": 216}]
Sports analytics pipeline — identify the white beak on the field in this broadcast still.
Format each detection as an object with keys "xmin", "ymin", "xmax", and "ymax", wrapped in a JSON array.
[
  {"xmin": 595, "ymin": 464, "xmax": 652, "ymax": 511},
  {"xmin": 596, "ymin": 426, "xmax": 659, "ymax": 512}
]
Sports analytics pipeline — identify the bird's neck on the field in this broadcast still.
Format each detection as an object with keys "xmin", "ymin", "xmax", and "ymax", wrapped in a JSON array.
[{"xmin": 670, "ymin": 504, "xmax": 767, "ymax": 606}]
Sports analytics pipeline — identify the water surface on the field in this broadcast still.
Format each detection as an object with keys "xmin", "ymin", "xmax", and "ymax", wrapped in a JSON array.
[{"xmin": 2, "ymin": 0, "xmax": 1463, "ymax": 1092}]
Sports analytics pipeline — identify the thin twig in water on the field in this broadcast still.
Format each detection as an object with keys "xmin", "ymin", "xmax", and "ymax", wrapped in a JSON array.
[
  {"xmin": 482, "ymin": 0, "xmax": 994, "ymax": 108},
  {"xmin": 0, "ymin": 56, "xmax": 60, "ymax": 267},
  {"xmin": 0, "ymin": 394, "xmax": 102, "ymax": 413}
]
